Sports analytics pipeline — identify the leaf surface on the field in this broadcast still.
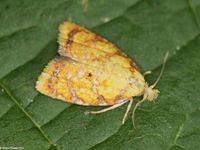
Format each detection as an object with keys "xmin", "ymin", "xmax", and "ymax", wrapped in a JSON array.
[{"xmin": 0, "ymin": 0, "xmax": 200, "ymax": 149}]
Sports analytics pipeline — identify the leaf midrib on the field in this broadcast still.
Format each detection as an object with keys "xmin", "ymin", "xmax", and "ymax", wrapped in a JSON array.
[{"xmin": 0, "ymin": 81, "xmax": 55, "ymax": 147}]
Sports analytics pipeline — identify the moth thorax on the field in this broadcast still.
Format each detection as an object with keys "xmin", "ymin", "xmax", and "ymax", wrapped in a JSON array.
[{"xmin": 144, "ymin": 86, "xmax": 160, "ymax": 101}]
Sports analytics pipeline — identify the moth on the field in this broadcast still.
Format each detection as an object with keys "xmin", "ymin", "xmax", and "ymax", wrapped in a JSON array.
[{"xmin": 36, "ymin": 22, "xmax": 168, "ymax": 127}]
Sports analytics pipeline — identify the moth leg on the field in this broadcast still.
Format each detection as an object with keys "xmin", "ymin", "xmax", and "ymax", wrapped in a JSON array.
[
  {"xmin": 122, "ymin": 99, "xmax": 134, "ymax": 124},
  {"xmin": 132, "ymin": 96, "xmax": 147, "ymax": 128},
  {"xmin": 85, "ymin": 101, "xmax": 128, "ymax": 115},
  {"xmin": 143, "ymin": 70, "xmax": 152, "ymax": 76}
]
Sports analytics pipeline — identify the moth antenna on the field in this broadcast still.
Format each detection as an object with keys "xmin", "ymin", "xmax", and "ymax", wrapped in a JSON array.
[
  {"xmin": 151, "ymin": 51, "xmax": 169, "ymax": 88},
  {"xmin": 132, "ymin": 96, "xmax": 147, "ymax": 128},
  {"xmin": 132, "ymin": 52, "xmax": 169, "ymax": 128}
]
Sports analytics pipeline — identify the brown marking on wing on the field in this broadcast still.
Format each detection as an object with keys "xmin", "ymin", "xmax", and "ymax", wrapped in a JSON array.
[
  {"xmin": 97, "ymin": 95, "xmax": 108, "ymax": 105},
  {"xmin": 65, "ymin": 28, "xmax": 82, "ymax": 54},
  {"xmin": 115, "ymin": 96, "xmax": 129, "ymax": 104},
  {"xmin": 46, "ymin": 63, "xmax": 69, "ymax": 100}
]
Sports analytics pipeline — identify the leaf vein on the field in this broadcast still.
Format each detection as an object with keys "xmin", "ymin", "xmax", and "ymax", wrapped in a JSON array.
[
  {"xmin": 187, "ymin": 0, "xmax": 200, "ymax": 28},
  {"xmin": 0, "ymin": 81, "xmax": 56, "ymax": 148}
]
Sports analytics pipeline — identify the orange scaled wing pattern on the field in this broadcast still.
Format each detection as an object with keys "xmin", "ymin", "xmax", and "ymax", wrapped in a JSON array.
[{"xmin": 36, "ymin": 22, "xmax": 146, "ymax": 106}]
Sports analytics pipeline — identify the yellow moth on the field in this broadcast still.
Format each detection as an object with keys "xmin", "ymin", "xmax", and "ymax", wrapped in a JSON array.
[{"xmin": 36, "ymin": 22, "xmax": 168, "ymax": 127}]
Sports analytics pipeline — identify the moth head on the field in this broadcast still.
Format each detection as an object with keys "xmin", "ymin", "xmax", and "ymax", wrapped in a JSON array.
[{"xmin": 143, "ymin": 85, "xmax": 160, "ymax": 101}]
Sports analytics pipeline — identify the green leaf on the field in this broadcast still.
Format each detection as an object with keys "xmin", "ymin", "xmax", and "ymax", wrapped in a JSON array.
[{"xmin": 0, "ymin": 0, "xmax": 200, "ymax": 150}]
